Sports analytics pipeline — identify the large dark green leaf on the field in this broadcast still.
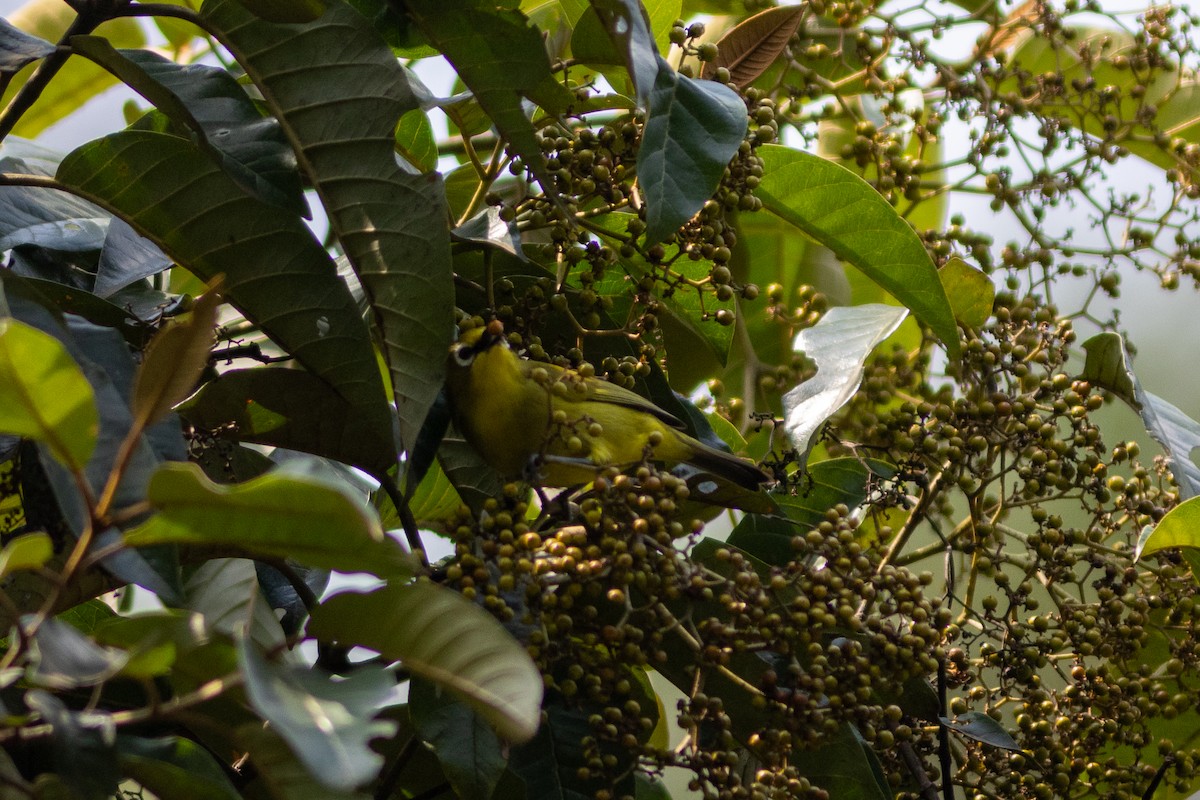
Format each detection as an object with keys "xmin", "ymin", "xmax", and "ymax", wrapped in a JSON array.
[
  {"xmin": 403, "ymin": 0, "xmax": 572, "ymax": 197},
  {"xmin": 309, "ymin": 581, "xmax": 543, "ymax": 743},
  {"xmin": 410, "ymin": 676, "xmax": 508, "ymax": 800},
  {"xmin": 200, "ymin": 0, "xmax": 454, "ymax": 456},
  {"xmin": 25, "ymin": 690, "xmax": 119, "ymax": 800},
  {"xmin": 755, "ymin": 144, "xmax": 961, "ymax": 359},
  {"xmin": 790, "ymin": 723, "xmax": 890, "ymax": 800},
  {"xmin": 70, "ymin": 37, "xmax": 307, "ymax": 216},
  {"xmin": 239, "ymin": 640, "xmax": 399, "ymax": 791},
  {"xmin": 55, "ymin": 130, "xmax": 393, "ymax": 454},
  {"xmin": 590, "ymin": 0, "xmax": 747, "ymax": 243},
  {"xmin": 177, "ymin": 367, "xmax": 396, "ymax": 476}
]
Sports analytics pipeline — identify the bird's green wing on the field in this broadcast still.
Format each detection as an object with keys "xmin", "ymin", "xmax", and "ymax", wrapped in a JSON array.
[
  {"xmin": 517, "ymin": 355, "xmax": 686, "ymax": 428},
  {"xmin": 584, "ymin": 377, "xmax": 687, "ymax": 429}
]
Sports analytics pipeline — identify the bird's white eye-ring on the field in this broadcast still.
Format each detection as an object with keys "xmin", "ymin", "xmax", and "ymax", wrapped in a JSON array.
[{"xmin": 452, "ymin": 345, "xmax": 475, "ymax": 366}]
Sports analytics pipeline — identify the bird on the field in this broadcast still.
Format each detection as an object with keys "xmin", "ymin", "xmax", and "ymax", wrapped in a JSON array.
[{"xmin": 444, "ymin": 320, "xmax": 770, "ymax": 496}]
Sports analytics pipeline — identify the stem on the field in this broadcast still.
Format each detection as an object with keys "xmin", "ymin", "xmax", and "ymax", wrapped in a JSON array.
[{"xmin": 0, "ymin": 14, "xmax": 101, "ymax": 143}]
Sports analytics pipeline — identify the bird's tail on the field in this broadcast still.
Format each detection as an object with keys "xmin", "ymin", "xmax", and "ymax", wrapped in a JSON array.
[{"xmin": 683, "ymin": 438, "xmax": 770, "ymax": 490}]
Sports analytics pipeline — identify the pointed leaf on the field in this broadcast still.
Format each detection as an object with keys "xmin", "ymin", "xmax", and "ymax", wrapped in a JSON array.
[
  {"xmin": 124, "ymin": 462, "xmax": 415, "ymax": 578},
  {"xmin": 395, "ymin": 107, "xmax": 437, "ymax": 172},
  {"xmin": 402, "ymin": 0, "xmax": 572, "ymax": 196},
  {"xmin": 69, "ymin": 38, "xmax": 308, "ymax": 216},
  {"xmin": 1138, "ymin": 497, "xmax": 1200, "ymax": 561},
  {"xmin": 940, "ymin": 712, "xmax": 1024, "ymax": 752},
  {"xmin": 0, "ymin": 17, "xmax": 54, "ymax": 74},
  {"xmin": 409, "ymin": 677, "xmax": 508, "ymax": 800},
  {"xmin": 200, "ymin": 0, "xmax": 454, "ymax": 454},
  {"xmin": 756, "ymin": 144, "xmax": 961, "ymax": 358},
  {"xmin": 0, "ymin": 315, "xmax": 97, "ymax": 469},
  {"xmin": 702, "ymin": 5, "xmax": 804, "ymax": 88},
  {"xmin": 782, "ymin": 304, "xmax": 908, "ymax": 460},
  {"xmin": 184, "ymin": 558, "xmax": 288, "ymax": 654},
  {"xmin": 589, "ymin": 0, "xmax": 747, "ymax": 243},
  {"xmin": 94, "ymin": 217, "xmax": 174, "ymax": 298},
  {"xmin": 56, "ymin": 130, "xmax": 393, "ymax": 451},
  {"xmin": 132, "ymin": 285, "xmax": 221, "ymax": 429},
  {"xmin": 309, "ymin": 582, "xmax": 543, "ymax": 743},
  {"xmin": 452, "ymin": 207, "xmax": 526, "ymax": 259},
  {"xmin": 28, "ymin": 616, "xmax": 128, "ymax": 690},
  {"xmin": 790, "ymin": 723, "xmax": 890, "ymax": 800},
  {"xmin": 239, "ymin": 640, "xmax": 399, "ymax": 791},
  {"xmin": 1082, "ymin": 332, "xmax": 1200, "ymax": 499}
]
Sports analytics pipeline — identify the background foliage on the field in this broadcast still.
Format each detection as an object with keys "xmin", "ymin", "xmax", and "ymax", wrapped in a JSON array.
[{"xmin": 0, "ymin": 0, "xmax": 1200, "ymax": 796}]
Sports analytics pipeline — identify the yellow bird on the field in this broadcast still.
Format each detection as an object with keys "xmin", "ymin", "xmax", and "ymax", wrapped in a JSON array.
[{"xmin": 445, "ymin": 320, "xmax": 769, "ymax": 492}]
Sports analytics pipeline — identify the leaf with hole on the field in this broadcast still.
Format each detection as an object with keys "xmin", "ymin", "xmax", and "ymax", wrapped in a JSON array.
[
  {"xmin": 200, "ymin": 0, "xmax": 454, "ymax": 455},
  {"xmin": 70, "ymin": 38, "xmax": 308, "ymax": 216}
]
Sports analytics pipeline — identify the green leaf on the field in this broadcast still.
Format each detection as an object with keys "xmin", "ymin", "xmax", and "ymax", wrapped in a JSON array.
[
  {"xmin": 131, "ymin": 286, "xmax": 221, "ymax": 430},
  {"xmin": 939, "ymin": 256, "xmax": 993, "ymax": 330},
  {"xmin": 125, "ymin": 462, "xmax": 415, "ymax": 578},
  {"xmin": 93, "ymin": 611, "xmax": 203, "ymax": 679},
  {"xmin": 1081, "ymin": 332, "xmax": 1200, "ymax": 498},
  {"xmin": 235, "ymin": 0, "xmax": 327, "ymax": 22},
  {"xmin": 184, "ymin": 558, "xmax": 288, "ymax": 654},
  {"xmin": 702, "ymin": 5, "xmax": 804, "ymax": 88},
  {"xmin": 940, "ymin": 712, "xmax": 1024, "ymax": 753},
  {"xmin": 395, "ymin": 107, "xmax": 437, "ymax": 172},
  {"xmin": 308, "ymin": 581, "xmax": 544, "ymax": 743},
  {"xmin": 790, "ymin": 723, "xmax": 890, "ymax": 800},
  {"xmin": 200, "ymin": 0, "xmax": 455, "ymax": 455},
  {"xmin": 0, "ymin": 315, "xmax": 97, "ymax": 470},
  {"xmin": 69, "ymin": 39, "xmax": 308, "ymax": 216},
  {"xmin": 636, "ymin": 774, "xmax": 674, "ymax": 799},
  {"xmin": 238, "ymin": 724, "xmax": 372, "ymax": 799},
  {"xmin": 56, "ymin": 131, "xmax": 393, "ymax": 458},
  {"xmin": 0, "ymin": 17, "xmax": 54, "ymax": 74},
  {"xmin": 743, "ymin": 456, "xmax": 892, "ymax": 532},
  {"xmin": 402, "ymin": 0, "xmax": 571, "ymax": 198},
  {"xmin": 176, "ymin": 367, "xmax": 397, "ymax": 477},
  {"xmin": 117, "ymin": 735, "xmax": 242, "ymax": 800},
  {"xmin": 410, "ymin": 677, "xmax": 508, "ymax": 800},
  {"xmin": 781, "ymin": 304, "xmax": 908, "ymax": 462},
  {"xmin": 756, "ymin": 144, "xmax": 960, "ymax": 359},
  {"xmin": 239, "ymin": 640, "xmax": 399, "ymax": 791},
  {"xmin": 1137, "ymin": 497, "xmax": 1200, "ymax": 562},
  {"xmin": 0, "ymin": 531, "xmax": 52, "ymax": 578},
  {"xmin": 590, "ymin": 0, "xmax": 747, "ymax": 243},
  {"xmin": 28, "ymin": 617, "xmax": 127, "ymax": 690}
]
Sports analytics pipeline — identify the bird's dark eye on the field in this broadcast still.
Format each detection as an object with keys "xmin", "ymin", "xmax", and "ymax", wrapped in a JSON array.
[{"xmin": 452, "ymin": 344, "xmax": 475, "ymax": 366}]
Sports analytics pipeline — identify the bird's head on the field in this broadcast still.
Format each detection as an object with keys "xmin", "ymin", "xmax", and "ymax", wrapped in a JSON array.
[{"xmin": 448, "ymin": 319, "xmax": 506, "ymax": 371}]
